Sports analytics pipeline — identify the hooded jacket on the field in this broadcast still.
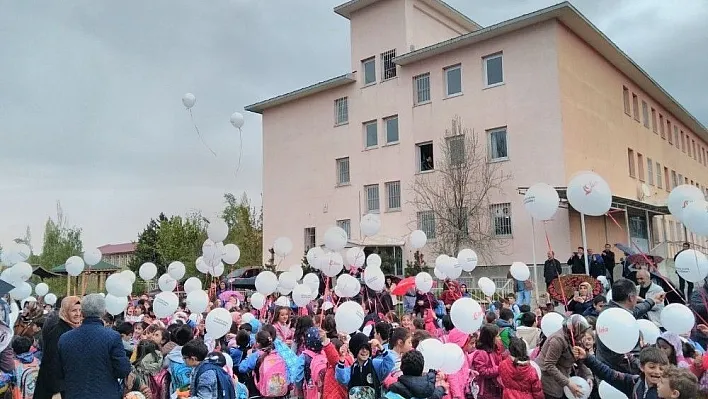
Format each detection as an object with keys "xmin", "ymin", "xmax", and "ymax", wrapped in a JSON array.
[
  {"xmin": 386, "ymin": 371, "xmax": 445, "ymax": 399},
  {"xmin": 124, "ymin": 352, "xmax": 164, "ymax": 399},
  {"xmin": 441, "ymin": 328, "xmax": 471, "ymax": 399},
  {"xmin": 498, "ymin": 358, "xmax": 544, "ymax": 399},
  {"xmin": 657, "ymin": 332, "xmax": 690, "ymax": 368}
]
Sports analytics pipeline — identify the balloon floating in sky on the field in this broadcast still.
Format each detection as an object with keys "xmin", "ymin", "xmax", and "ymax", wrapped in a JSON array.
[
  {"xmin": 230, "ymin": 112, "xmax": 244, "ymax": 129},
  {"xmin": 182, "ymin": 93, "xmax": 196, "ymax": 109}
]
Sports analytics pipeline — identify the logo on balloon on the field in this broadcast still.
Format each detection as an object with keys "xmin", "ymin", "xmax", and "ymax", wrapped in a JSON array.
[
  {"xmin": 582, "ymin": 181, "xmax": 597, "ymax": 196},
  {"xmin": 597, "ymin": 326, "xmax": 608, "ymax": 334}
]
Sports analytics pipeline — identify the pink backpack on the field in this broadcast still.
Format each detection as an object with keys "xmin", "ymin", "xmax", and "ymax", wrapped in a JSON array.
[
  {"xmin": 255, "ymin": 351, "xmax": 289, "ymax": 398},
  {"xmin": 150, "ymin": 368, "xmax": 170, "ymax": 399},
  {"xmin": 302, "ymin": 349, "xmax": 328, "ymax": 399}
]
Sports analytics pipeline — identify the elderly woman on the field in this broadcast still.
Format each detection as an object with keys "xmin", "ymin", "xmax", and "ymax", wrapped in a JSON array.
[
  {"xmin": 568, "ymin": 282, "xmax": 594, "ymax": 315},
  {"xmin": 35, "ymin": 296, "xmax": 81, "ymax": 399}
]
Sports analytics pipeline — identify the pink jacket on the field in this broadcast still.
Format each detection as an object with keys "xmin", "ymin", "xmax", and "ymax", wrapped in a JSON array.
[
  {"xmin": 442, "ymin": 329, "xmax": 472, "ymax": 399},
  {"xmin": 471, "ymin": 348, "xmax": 504, "ymax": 399}
]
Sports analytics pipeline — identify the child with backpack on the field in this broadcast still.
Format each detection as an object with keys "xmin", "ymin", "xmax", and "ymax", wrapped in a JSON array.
[
  {"xmin": 123, "ymin": 339, "xmax": 164, "ymax": 399},
  {"xmin": 496, "ymin": 308, "xmax": 517, "ymax": 349},
  {"xmin": 498, "ymin": 337, "xmax": 543, "ymax": 399},
  {"xmin": 165, "ymin": 324, "xmax": 195, "ymax": 398},
  {"xmin": 335, "ymin": 332, "xmax": 395, "ymax": 399},
  {"xmin": 384, "ymin": 350, "xmax": 446, "ymax": 399},
  {"xmin": 300, "ymin": 327, "xmax": 327, "ymax": 399},
  {"xmin": 10, "ymin": 336, "xmax": 39, "ymax": 399},
  {"xmin": 239, "ymin": 331, "xmax": 292, "ymax": 398},
  {"xmin": 182, "ymin": 340, "xmax": 236, "ymax": 399},
  {"xmin": 323, "ymin": 337, "xmax": 353, "ymax": 399}
]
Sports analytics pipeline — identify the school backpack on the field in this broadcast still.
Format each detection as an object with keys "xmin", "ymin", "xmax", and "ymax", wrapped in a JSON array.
[
  {"xmin": 499, "ymin": 327, "xmax": 513, "ymax": 349},
  {"xmin": 255, "ymin": 351, "xmax": 288, "ymax": 398},
  {"xmin": 168, "ymin": 360, "xmax": 193, "ymax": 394},
  {"xmin": 150, "ymin": 368, "xmax": 170, "ymax": 399},
  {"xmin": 699, "ymin": 370, "xmax": 708, "ymax": 394},
  {"xmin": 11, "ymin": 358, "xmax": 39, "ymax": 399},
  {"xmin": 302, "ymin": 349, "xmax": 327, "ymax": 399}
]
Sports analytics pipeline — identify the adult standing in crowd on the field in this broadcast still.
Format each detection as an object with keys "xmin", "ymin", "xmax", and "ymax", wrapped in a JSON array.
[
  {"xmin": 602, "ymin": 244, "xmax": 616, "ymax": 286},
  {"xmin": 35, "ymin": 296, "xmax": 81, "ymax": 399},
  {"xmin": 567, "ymin": 247, "xmax": 587, "ymax": 274},
  {"xmin": 58, "ymin": 294, "xmax": 130, "ymax": 399},
  {"xmin": 544, "ymin": 251, "xmax": 562, "ymax": 288},
  {"xmin": 537, "ymin": 315, "xmax": 591, "ymax": 399},
  {"xmin": 636, "ymin": 269, "xmax": 665, "ymax": 328},
  {"xmin": 675, "ymin": 242, "xmax": 692, "ymax": 300}
]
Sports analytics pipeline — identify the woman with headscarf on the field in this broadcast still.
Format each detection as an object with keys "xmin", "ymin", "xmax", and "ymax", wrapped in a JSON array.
[
  {"xmin": 567, "ymin": 282, "xmax": 594, "ymax": 315},
  {"xmin": 536, "ymin": 314, "xmax": 592, "ymax": 399},
  {"xmin": 439, "ymin": 279, "xmax": 462, "ymax": 311},
  {"xmin": 35, "ymin": 296, "xmax": 81, "ymax": 399}
]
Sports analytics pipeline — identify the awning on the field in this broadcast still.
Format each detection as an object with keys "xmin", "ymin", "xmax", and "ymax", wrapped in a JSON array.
[
  {"xmin": 320, "ymin": 237, "xmax": 405, "ymax": 249},
  {"xmin": 517, "ymin": 186, "xmax": 669, "ymax": 216}
]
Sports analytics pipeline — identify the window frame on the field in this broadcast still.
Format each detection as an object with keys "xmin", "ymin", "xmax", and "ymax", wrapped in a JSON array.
[
  {"xmin": 647, "ymin": 157, "xmax": 654, "ymax": 186},
  {"xmin": 664, "ymin": 167, "xmax": 670, "ymax": 192},
  {"xmin": 483, "ymin": 53, "xmax": 504, "ymax": 87},
  {"xmin": 628, "ymin": 148, "xmax": 636, "ymax": 178},
  {"xmin": 416, "ymin": 141, "xmax": 435, "ymax": 173},
  {"xmin": 381, "ymin": 49, "xmax": 397, "ymax": 81},
  {"xmin": 304, "ymin": 227, "xmax": 316, "ymax": 251},
  {"xmin": 642, "ymin": 101, "xmax": 649, "ymax": 128},
  {"xmin": 384, "ymin": 115, "xmax": 399, "ymax": 144},
  {"xmin": 417, "ymin": 210, "xmax": 436, "ymax": 239},
  {"xmin": 336, "ymin": 219, "xmax": 351, "ymax": 239},
  {"xmin": 336, "ymin": 157, "xmax": 350, "ymax": 186},
  {"xmin": 444, "ymin": 64, "xmax": 463, "ymax": 97},
  {"xmin": 364, "ymin": 184, "xmax": 380, "ymax": 213},
  {"xmin": 446, "ymin": 134, "xmax": 466, "ymax": 166},
  {"xmin": 637, "ymin": 153, "xmax": 645, "ymax": 181},
  {"xmin": 413, "ymin": 73, "xmax": 431, "ymax": 105},
  {"xmin": 651, "ymin": 108, "xmax": 657, "ymax": 133},
  {"xmin": 362, "ymin": 57, "xmax": 376, "ymax": 86},
  {"xmin": 334, "ymin": 97, "xmax": 349, "ymax": 126},
  {"xmin": 632, "ymin": 93, "xmax": 640, "ymax": 121},
  {"xmin": 623, "ymin": 86, "xmax": 631, "ymax": 115},
  {"xmin": 488, "ymin": 127, "xmax": 509, "ymax": 162},
  {"xmin": 490, "ymin": 203, "xmax": 513, "ymax": 237},
  {"xmin": 385, "ymin": 181, "xmax": 401, "ymax": 211},
  {"xmin": 656, "ymin": 161, "xmax": 662, "ymax": 189},
  {"xmin": 363, "ymin": 120, "xmax": 378, "ymax": 149}
]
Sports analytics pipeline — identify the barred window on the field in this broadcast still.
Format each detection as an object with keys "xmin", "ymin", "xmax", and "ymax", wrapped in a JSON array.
[
  {"xmin": 336, "ymin": 157, "xmax": 350, "ymax": 185},
  {"xmin": 336, "ymin": 219, "xmax": 351, "ymax": 239},
  {"xmin": 447, "ymin": 135, "xmax": 465, "ymax": 165},
  {"xmin": 385, "ymin": 181, "xmax": 401, "ymax": 211},
  {"xmin": 413, "ymin": 73, "xmax": 430, "ymax": 104},
  {"xmin": 381, "ymin": 49, "xmax": 397, "ymax": 80},
  {"xmin": 417, "ymin": 211, "xmax": 436, "ymax": 239},
  {"xmin": 365, "ymin": 184, "xmax": 380, "ymax": 213},
  {"xmin": 490, "ymin": 203, "xmax": 512, "ymax": 237},
  {"xmin": 334, "ymin": 97, "xmax": 348, "ymax": 125},
  {"xmin": 304, "ymin": 227, "xmax": 316, "ymax": 251}
]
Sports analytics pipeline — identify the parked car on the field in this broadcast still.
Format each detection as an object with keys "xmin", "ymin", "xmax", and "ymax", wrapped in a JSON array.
[{"xmin": 222, "ymin": 267, "xmax": 262, "ymax": 290}]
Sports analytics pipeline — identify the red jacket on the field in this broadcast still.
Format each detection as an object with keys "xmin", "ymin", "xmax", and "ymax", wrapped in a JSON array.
[
  {"xmin": 323, "ymin": 341, "xmax": 352, "ymax": 399},
  {"xmin": 498, "ymin": 358, "xmax": 544, "ymax": 399}
]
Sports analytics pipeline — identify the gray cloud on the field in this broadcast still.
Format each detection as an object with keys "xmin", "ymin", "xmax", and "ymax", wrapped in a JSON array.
[{"xmin": 0, "ymin": 0, "xmax": 705, "ymax": 251}]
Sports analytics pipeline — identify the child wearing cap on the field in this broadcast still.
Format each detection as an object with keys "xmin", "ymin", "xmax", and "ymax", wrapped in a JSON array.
[{"xmin": 335, "ymin": 332, "xmax": 395, "ymax": 399}]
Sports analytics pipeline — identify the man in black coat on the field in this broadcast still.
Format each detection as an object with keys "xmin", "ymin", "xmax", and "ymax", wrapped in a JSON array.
[
  {"xmin": 543, "ymin": 250, "xmax": 562, "ymax": 288},
  {"xmin": 567, "ymin": 246, "xmax": 587, "ymax": 274},
  {"xmin": 602, "ymin": 244, "xmax": 616, "ymax": 285}
]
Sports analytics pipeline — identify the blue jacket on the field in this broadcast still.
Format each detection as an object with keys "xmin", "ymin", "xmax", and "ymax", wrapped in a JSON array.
[
  {"xmin": 58, "ymin": 317, "xmax": 131, "ymax": 399},
  {"xmin": 335, "ymin": 350, "xmax": 395, "ymax": 386}
]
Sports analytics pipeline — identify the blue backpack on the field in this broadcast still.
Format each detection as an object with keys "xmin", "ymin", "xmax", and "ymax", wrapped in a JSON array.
[
  {"xmin": 169, "ymin": 361, "xmax": 193, "ymax": 393},
  {"xmin": 192, "ymin": 362, "xmax": 236, "ymax": 399}
]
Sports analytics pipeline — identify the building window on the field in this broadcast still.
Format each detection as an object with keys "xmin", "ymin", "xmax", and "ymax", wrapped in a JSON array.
[
  {"xmin": 702, "ymin": 147, "xmax": 706, "ymax": 166},
  {"xmin": 304, "ymin": 227, "xmax": 316, "ymax": 251},
  {"xmin": 488, "ymin": 127, "xmax": 508, "ymax": 161},
  {"xmin": 385, "ymin": 115, "xmax": 399, "ymax": 144},
  {"xmin": 675, "ymin": 127, "xmax": 680, "ymax": 149},
  {"xmin": 679, "ymin": 173, "xmax": 684, "ymax": 185},
  {"xmin": 446, "ymin": 135, "xmax": 465, "ymax": 166},
  {"xmin": 385, "ymin": 181, "xmax": 401, "ymax": 211},
  {"xmin": 381, "ymin": 49, "xmax": 397, "ymax": 80},
  {"xmin": 417, "ymin": 142, "xmax": 434, "ymax": 172},
  {"xmin": 667, "ymin": 120, "xmax": 673, "ymax": 142},
  {"xmin": 334, "ymin": 97, "xmax": 348, "ymax": 125},
  {"xmin": 656, "ymin": 162, "xmax": 662, "ymax": 189},
  {"xmin": 659, "ymin": 114, "xmax": 665, "ymax": 138},
  {"xmin": 632, "ymin": 94, "xmax": 640, "ymax": 121},
  {"xmin": 668, "ymin": 124, "xmax": 674, "ymax": 144},
  {"xmin": 362, "ymin": 57, "xmax": 376, "ymax": 85},
  {"xmin": 642, "ymin": 101, "xmax": 649, "ymax": 128},
  {"xmin": 444, "ymin": 64, "xmax": 462, "ymax": 97},
  {"xmin": 628, "ymin": 148, "xmax": 636, "ymax": 178},
  {"xmin": 483, "ymin": 53, "xmax": 503, "ymax": 86},
  {"xmin": 413, "ymin": 73, "xmax": 431, "ymax": 105},
  {"xmin": 651, "ymin": 108, "xmax": 657, "ymax": 133},
  {"xmin": 417, "ymin": 211, "xmax": 436, "ymax": 239},
  {"xmin": 692, "ymin": 140, "xmax": 697, "ymax": 160},
  {"xmin": 336, "ymin": 157, "xmax": 350, "ymax": 186},
  {"xmin": 681, "ymin": 130, "xmax": 686, "ymax": 152},
  {"xmin": 364, "ymin": 184, "xmax": 380, "ymax": 213},
  {"xmin": 671, "ymin": 170, "xmax": 678, "ymax": 189},
  {"xmin": 364, "ymin": 120, "xmax": 378, "ymax": 148},
  {"xmin": 664, "ymin": 167, "xmax": 670, "ymax": 191},
  {"xmin": 491, "ymin": 203, "xmax": 512, "ymax": 237},
  {"xmin": 336, "ymin": 219, "xmax": 351, "ymax": 239},
  {"xmin": 637, "ymin": 153, "xmax": 645, "ymax": 181},
  {"xmin": 647, "ymin": 158, "xmax": 654, "ymax": 186},
  {"xmin": 623, "ymin": 87, "xmax": 631, "ymax": 115}
]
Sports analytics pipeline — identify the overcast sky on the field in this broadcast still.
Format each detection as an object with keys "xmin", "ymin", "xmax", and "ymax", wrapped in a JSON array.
[{"xmin": 1, "ymin": 0, "xmax": 706, "ymax": 254}]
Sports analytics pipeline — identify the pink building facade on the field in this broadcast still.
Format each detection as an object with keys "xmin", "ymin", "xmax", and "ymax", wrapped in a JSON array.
[{"xmin": 247, "ymin": 1, "xmax": 708, "ymax": 282}]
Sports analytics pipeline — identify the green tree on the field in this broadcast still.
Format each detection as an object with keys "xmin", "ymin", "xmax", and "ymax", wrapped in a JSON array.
[
  {"xmin": 38, "ymin": 201, "xmax": 83, "ymax": 268},
  {"xmin": 128, "ymin": 214, "xmax": 167, "ymax": 275},
  {"xmin": 221, "ymin": 193, "xmax": 263, "ymax": 268},
  {"xmin": 156, "ymin": 213, "xmax": 207, "ymax": 277},
  {"xmin": 405, "ymin": 251, "xmax": 429, "ymax": 277}
]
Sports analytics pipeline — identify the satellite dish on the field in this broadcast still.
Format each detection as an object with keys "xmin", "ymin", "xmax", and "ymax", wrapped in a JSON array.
[{"xmin": 641, "ymin": 183, "xmax": 652, "ymax": 198}]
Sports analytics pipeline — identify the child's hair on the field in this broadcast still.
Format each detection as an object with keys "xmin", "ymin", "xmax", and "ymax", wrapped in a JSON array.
[
  {"xmin": 102, "ymin": 313, "xmax": 115, "ymax": 326},
  {"xmin": 385, "ymin": 311, "xmax": 399, "ymax": 324},
  {"xmin": 181, "ymin": 339, "xmax": 208, "ymax": 361},
  {"xmin": 519, "ymin": 304, "xmax": 531, "ymax": 313},
  {"xmin": 477, "ymin": 324, "xmax": 500, "ymax": 352},
  {"xmin": 294, "ymin": 316, "xmax": 314, "ymax": 347},
  {"xmin": 136, "ymin": 321, "xmax": 149, "ymax": 331},
  {"xmin": 639, "ymin": 346, "xmax": 669, "ymax": 365},
  {"xmin": 485, "ymin": 311, "xmax": 497, "ymax": 324},
  {"xmin": 261, "ymin": 324, "xmax": 277, "ymax": 341},
  {"xmin": 506, "ymin": 293, "xmax": 516, "ymax": 300},
  {"xmin": 520, "ymin": 312, "xmax": 536, "ymax": 328},
  {"xmin": 134, "ymin": 339, "xmax": 160, "ymax": 365},
  {"xmin": 592, "ymin": 295, "xmax": 606, "ymax": 306},
  {"xmin": 236, "ymin": 330, "xmax": 251, "ymax": 348},
  {"xmin": 172, "ymin": 324, "xmax": 194, "ymax": 346},
  {"xmin": 322, "ymin": 315, "xmax": 337, "ymax": 338},
  {"xmin": 116, "ymin": 321, "xmax": 134, "ymax": 336},
  {"xmin": 270, "ymin": 306, "xmax": 290, "ymax": 325},
  {"xmin": 663, "ymin": 365, "xmax": 698, "ymax": 399},
  {"xmin": 585, "ymin": 316, "xmax": 597, "ymax": 329},
  {"xmin": 390, "ymin": 327, "xmax": 411, "ymax": 349},
  {"xmin": 331, "ymin": 338, "xmax": 344, "ymax": 352},
  {"xmin": 239, "ymin": 323, "xmax": 253, "ymax": 333},
  {"xmin": 11, "ymin": 336, "xmax": 32, "ymax": 355},
  {"xmin": 375, "ymin": 321, "xmax": 392, "ymax": 342},
  {"xmin": 508, "ymin": 337, "xmax": 529, "ymax": 364},
  {"xmin": 400, "ymin": 349, "xmax": 425, "ymax": 376},
  {"xmin": 441, "ymin": 315, "xmax": 454, "ymax": 332},
  {"xmin": 682, "ymin": 341, "xmax": 696, "ymax": 359},
  {"xmin": 412, "ymin": 330, "xmax": 431, "ymax": 349},
  {"xmin": 253, "ymin": 331, "xmax": 275, "ymax": 381},
  {"xmin": 412, "ymin": 317, "xmax": 424, "ymax": 330},
  {"xmin": 499, "ymin": 308, "xmax": 514, "ymax": 322}
]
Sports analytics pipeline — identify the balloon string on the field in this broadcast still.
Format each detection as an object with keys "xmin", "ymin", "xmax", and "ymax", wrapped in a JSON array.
[
  {"xmin": 234, "ymin": 128, "xmax": 243, "ymax": 178},
  {"xmin": 189, "ymin": 109, "xmax": 217, "ymax": 157},
  {"xmin": 542, "ymin": 221, "xmax": 575, "ymax": 346},
  {"xmin": 605, "ymin": 212, "xmax": 708, "ymax": 326}
]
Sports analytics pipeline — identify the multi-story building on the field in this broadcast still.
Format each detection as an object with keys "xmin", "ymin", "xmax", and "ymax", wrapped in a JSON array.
[
  {"xmin": 246, "ymin": 0, "xmax": 708, "ymax": 283},
  {"xmin": 98, "ymin": 242, "xmax": 136, "ymax": 268}
]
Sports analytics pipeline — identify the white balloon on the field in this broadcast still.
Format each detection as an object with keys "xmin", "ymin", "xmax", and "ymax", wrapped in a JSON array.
[
  {"xmin": 158, "ymin": 274, "xmax": 177, "ymax": 292},
  {"xmin": 279, "ymin": 272, "xmax": 298, "ymax": 291},
  {"xmin": 65, "ymin": 256, "xmax": 85, "ymax": 277},
  {"xmin": 335, "ymin": 301, "xmax": 365, "ymax": 334},
  {"xmin": 457, "ymin": 249, "xmax": 478, "ymax": 272},
  {"xmin": 196, "ymin": 257, "xmax": 210, "ymax": 274},
  {"xmin": 222, "ymin": 244, "xmax": 241, "ymax": 265},
  {"xmin": 322, "ymin": 301, "xmax": 333, "ymax": 311},
  {"xmin": 182, "ymin": 93, "xmax": 196, "ymax": 109},
  {"xmin": 598, "ymin": 380, "xmax": 628, "ymax": 399},
  {"xmin": 250, "ymin": 292, "xmax": 266, "ymax": 309},
  {"xmin": 34, "ymin": 283, "xmax": 49, "ymax": 297},
  {"xmin": 366, "ymin": 254, "xmax": 382, "ymax": 269},
  {"xmin": 418, "ymin": 338, "xmax": 444, "ymax": 371},
  {"xmin": 255, "ymin": 271, "xmax": 279, "ymax": 296},
  {"xmin": 209, "ymin": 262, "xmax": 225, "ymax": 277},
  {"xmin": 105, "ymin": 273, "xmax": 132, "ymax": 297},
  {"xmin": 510, "ymin": 262, "xmax": 531, "ymax": 281},
  {"xmin": 105, "ymin": 294, "xmax": 128, "ymax": 316},
  {"xmin": 167, "ymin": 261, "xmax": 186, "ymax": 281},
  {"xmin": 273, "ymin": 296, "xmax": 289, "ymax": 307},
  {"xmin": 596, "ymin": 308, "xmax": 639, "ymax": 354},
  {"xmin": 44, "ymin": 293, "xmax": 57, "ymax": 306},
  {"xmin": 10, "ymin": 282, "xmax": 31, "ymax": 301},
  {"xmin": 10, "ymin": 243, "xmax": 30, "ymax": 263},
  {"xmin": 450, "ymin": 297, "xmax": 484, "ymax": 333},
  {"xmin": 346, "ymin": 247, "xmax": 366, "ymax": 268},
  {"xmin": 360, "ymin": 213, "xmax": 381, "ymax": 237},
  {"xmin": 541, "ymin": 312, "xmax": 565, "ymax": 337},
  {"xmin": 637, "ymin": 319, "xmax": 661, "ymax": 345},
  {"xmin": 524, "ymin": 183, "xmax": 560, "ymax": 220},
  {"xmin": 139, "ymin": 262, "xmax": 158, "ymax": 281},
  {"xmin": 530, "ymin": 361, "xmax": 541, "ymax": 379},
  {"xmin": 674, "ymin": 250, "xmax": 708, "ymax": 283},
  {"xmin": 303, "ymin": 273, "xmax": 320, "ymax": 295},
  {"xmin": 563, "ymin": 376, "xmax": 590, "ymax": 399},
  {"xmin": 435, "ymin": 255, "xmax": 453, "ymax": 275},
  {"xmin": 230, "ymin": 112, "xmax": 245, "ymax": 129},
  {"xmin": 321, "ymin": 252, "xmax": 344, "ymax": 277},
  {"xmin": 273, "ymin": 237, "xmax": 293, "ymax": 257},
  {"xmin": 292, "ymin": 284, "xmax": 314, "ymax": 307},
  {"xmin": 336, "ymin": 274, "xmax": 361, "ymax": 298},
  {"xmin": 661, "ymin": 303, "xmax": 695, "ymax": 335},
  {"xmin": 121, "ymin": 270, "xmax": 136, "ymax": 284},
  {"xmin": 441, "ymin": 343, "xmax": 466, "ymax": 374},
  {"xmin": 409, "ymin": 230, "xmax": 427, "ymax": 249},
  {"xmin": 306, "ymin": 247, "xmax": 325, "ymax": 267},
  {"xmin": 207, "ymin": 218, "xmax": 229, "ymax": 243},
  {"xmin": 478, "ymin": 277, "xmax": 496, "ymax": 296},
  {"xmin": 415, "ymin": 272, "xmax": 434, "ymax": 293},
  {"xmin": 184, "ymin": 277, "xmax": 202, "ymax": 294},
  {"xmin": 153, "ymin": 292, "xmax": 179, "ymax": 318},
  {"xmin": 186, "ymin": 290, "xmax": 210, "ymax": 313},
  {"xmin": 683, "ymin": 200, "xmax": 708, "ymax": 237},
  {"xmin": 606, "ymin": 289, "xmax": 613, "ymax": 302},
  {"xmin": 447, "ymin": 257, "xmax": 463, "ymax": 279},
  {"xmin": 12, "ymin": 262, "xmax": 33, "ymax": 281},
  {"xmin": 83, "ymin": 248, "xmax": 103, "ymax": 266},
  {"xmin": 433, "ymin": 267, "xmax": 447, "ymax": 280},
  {"xmin": 241, "ymin": 312, "xmax": 255, "ymax": 324},
  {"xmin": 566, "ymin": 171, "xmax": 612, "ymax": 216},
  {"xmin": 21, "ymin": 297, "xmax": 36, "ymax": 309},
  {"xmin": 202, "ymin": 239, "xmax": 222, "ymax": 268},
  {"xmin": 289, "ymin": 264, "xmax": 304, "ymax": 281},
  {"xmin": 668, "ymin": 184, "xmax": 705, "ymax": 223},
  {"xmin": 324, "ymin": 227, "xmax": 348, "ymax": 251},
  {"xmin": 363, "ymin": 267, "xmax": 385, "ymax": 291}
]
